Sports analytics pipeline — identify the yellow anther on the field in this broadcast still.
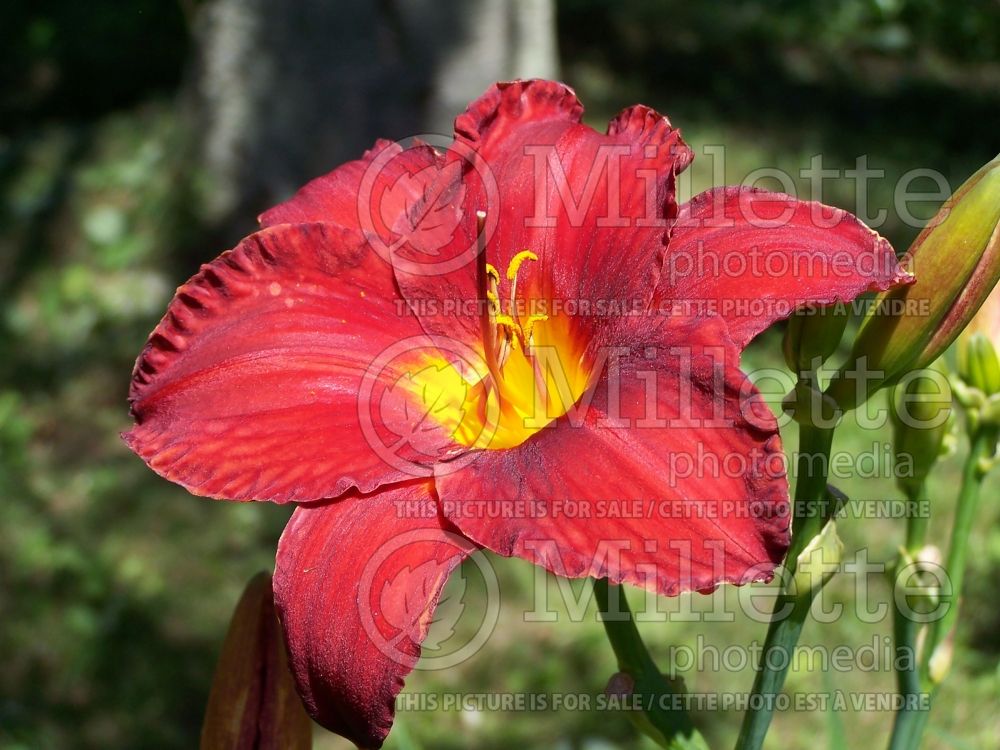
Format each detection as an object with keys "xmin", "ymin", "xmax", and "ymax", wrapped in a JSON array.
[
  {"xmin": 506, "ymin": 250, "xmax": 539, "ymax": 281},
  {"xmin": 486, "ymin": 289, "xmax": 502, "ymax": 315},
  {"xmin": 485, "ymin": 263, "xmax": 501, "ymax": 285},
  {"xmin": 493, "ymin": 314, "xmax": 526, "ymax": 349},
  {"xmin": 520, "ymin": 314, "xmax": 549, "ymax": 344},
  {"xmin": 494, "ymin": 312, "xmax": 519, "ymax": 331},
  {"xmin": 481, "ymin": 248, "xmax": 543, "ymax": 371}
]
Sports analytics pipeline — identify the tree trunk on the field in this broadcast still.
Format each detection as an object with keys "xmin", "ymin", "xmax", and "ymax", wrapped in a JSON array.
[{"xmin": 186, "ymin": 0, "xmax": 559, "ymax": 241}]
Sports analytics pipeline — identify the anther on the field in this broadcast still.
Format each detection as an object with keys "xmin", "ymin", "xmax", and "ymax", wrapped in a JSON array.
[
  {"xmin": 485, "ymin": 263, "xmax": 501, "ymax": 285},
  {"xmin": 520, "ymin": 314, "xmax": 549, "ymax": 345},
  {"xmin": 506, "ymin": 250, "xmax": 538, "ymax": 281}
]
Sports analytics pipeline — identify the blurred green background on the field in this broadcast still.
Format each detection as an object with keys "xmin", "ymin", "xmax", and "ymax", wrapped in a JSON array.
[{"xmin": 1, "ymin": 1, "xmax": 998, "ymax": 748}]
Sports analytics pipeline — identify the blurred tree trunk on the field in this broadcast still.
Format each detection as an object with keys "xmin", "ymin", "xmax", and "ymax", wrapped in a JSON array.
[
  {"xmin": 186, "ymin": 0, "xmax": 558, "ymax": 242},
  {"xmin": 426, "ymin": 0, "xmax": 560, "ymax": 131}
]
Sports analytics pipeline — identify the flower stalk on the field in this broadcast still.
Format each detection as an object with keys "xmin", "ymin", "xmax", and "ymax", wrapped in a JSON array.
[
  {"xmin": 887, "ymin": 479, "xmax": 932, "ymax": 750},
  {"xmin": 734, "ymin": 322, "xmax": 848, "ymax": 750},
  {"xmin": 885, "ymin": 360, "xmax": 955, "ymax": 749},
  {"xmin": 735, "ymin": 419, "xmax": 837, "ymax": 750},
  {"xmin": 888, "ymin": 418, "xmax": 998, "ymax": 749},
  {"xmin": 594, "ymin": 578, "xmax": 708, "ymax": 750},
  {"xmin": 921, "ymin": 423, "xmax": 998, "ymax": 681}
]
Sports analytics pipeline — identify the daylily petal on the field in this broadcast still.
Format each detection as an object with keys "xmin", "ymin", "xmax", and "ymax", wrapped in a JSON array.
[
  {"xmin": 261, "ymin": 134, "xmax": 488, "ymax": 353},
  {"xmin": 384, "ymin": 160, "xmax": 485, "ymax": 351},
  {"xmin": 460, "ymin": 81, "xmax": 692, "ymax": 311},
  {"xmin": 653, "ymin": 186, "xmax": 910, "ymax": 348},
  {"xmin": 258, "ymin": 138, "xmax": 444, "ymax": 243},
  {"xmin": 126, "ymin": 223, "xmax": 465, "ymax": 502},
  {"xmin": 434, "ymin": 314, "xmax": 790, "ymax": 595},
  {"xmin": 393, "ymin": 80, "xmax": 695, "ymax": 350},
  {"xmin": 273, "ymin": 481, "xmax": 477, "ymax": 749}
]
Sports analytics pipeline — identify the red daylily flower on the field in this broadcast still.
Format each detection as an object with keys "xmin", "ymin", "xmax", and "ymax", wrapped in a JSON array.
[{"xmin": 126, "ymin": 80, "xmax": 910, "ymax": 748}]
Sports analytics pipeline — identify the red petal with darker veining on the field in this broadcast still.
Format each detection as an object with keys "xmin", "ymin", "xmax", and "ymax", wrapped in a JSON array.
[
  {"xmin": 258, "ymin": 138, "xmax": 444, "ymax": 243},
  {"xmin": 653, "ymin": 186, "xmax": 911, "ymax": 349},
  {"xmin": 395, "ymin": 80, "xmax": 695, "ymax": 348},
  {"xmin": 125, "ymin": 223, "xmax": 463, "ymax": 503},
  {"xmin": 273, "ymin": 482, "xmax": 477, "ymax": 749},
  {"xmin": 462, "ymin": 81, "xmax": 693, "ymax": 310},
  {"xmin": 434, "ymin": 314, "xmax": 790, "ymax": 596}
]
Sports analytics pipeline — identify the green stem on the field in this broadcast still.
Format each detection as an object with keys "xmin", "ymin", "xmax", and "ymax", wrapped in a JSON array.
[
  {"xmin": 735, "ymin": 422, "xmax": 836, "ymax": 750},
  {"xmin": 888, "ymin": 701, "xmax": 930, "ymax": 750},
  {"xmin": 887, "ymin": 481, "xmax": 930, "ymax": 750},
  {"xmin": 593, "ymin": 578, "xmax": 708, "ymax": 750},
  {"xmin": 594, "ymin": 578, "xmax": 653, "ymax": 676},
  {"xmin": 919, "ymin": 426, "xmax": 997, "ymax": 686},
  {"xmin": 893, "ymin": 709, "xmax": 931, "ymax": 750},
  {"xmin": 888, "ymin": 426, "xmax": 996, "ymax": 750},
  {"xmin": 903, "ymin": 482, "xmax": 930, "ymax": 552}
]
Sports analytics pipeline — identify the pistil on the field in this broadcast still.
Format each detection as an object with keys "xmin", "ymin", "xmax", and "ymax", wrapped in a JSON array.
[{"xmin": 475, "ymin": 211, "xmax": 502, "ymax": 384}]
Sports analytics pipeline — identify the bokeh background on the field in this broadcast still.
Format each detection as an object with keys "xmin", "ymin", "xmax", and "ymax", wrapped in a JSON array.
[{"xmin": 2, "ymin": 1, "xmax": 999, "ymax": 748}]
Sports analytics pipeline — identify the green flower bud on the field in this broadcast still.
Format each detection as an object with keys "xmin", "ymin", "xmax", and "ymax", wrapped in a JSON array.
[
  {"xmin": 958, "ymin": 334, "xmax": 1000, "ymax": 396},
  {"xmin": 928, "ymin": 635, "xmax": 954, "ymax": 686},
  {"xmin": 957, "ymin": 283, "xmax": 1000, "ymax": 396},
  {"xmin": 791, "ymin": 520, "xmax": 843, "ymax": 599},
  {"xmin": 890, "ymin": 359, "xmax": 955, "ymax": 494},
  {"xmin": 830, "ymin": 155, "xmax": 1000, "ymax": 410},
  {"xmin": 981, "ymin": 393, "xmax": 1000, "ymax": 430},
  {"xmin": 782, "ymin": 304, "xmax": 850, "ymax": 374},
  {"xmin": 914, "ymin": 544, "xmax": 943, "ymax": 571}
]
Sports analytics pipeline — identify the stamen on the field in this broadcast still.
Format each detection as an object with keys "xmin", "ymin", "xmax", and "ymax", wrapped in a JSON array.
[
  {"xmin": 476, "ymin": 210, "xmax": 501, "ymax": 383},
  {"xmin": 486, "ymin": 289, "xmax": 502, "ymax": 315},
  {"xmin": 520, "ymin": 314, "xmax": 549, "ymax": 345},
  {"xmin": 476, "ymin": 228, "xmax": 550, "ymax": 392},
  {"xmin": 485, "ymin": 263, "xmax": 501, "ymax": 286},
  {"xmin": 496, "ymin": 335, "xmax": 513, "ymax": 370},
  {"xmin": 495, "ymin": 313, "xmax": 523, "ymax": 352},
  {"xmin": 506, "ymin": 250, "xmax": 538, "ymax": 281},
  {"xmin": 493, "ymin": 312, "xmax": 519, "ymax": 330},
  {"xmin": 506, "ymin": 250, "xmax": 538, "ymax": 323},
  {"xmin": 455, "ymin": 211, "xmax": 588, "ymax": 450}
]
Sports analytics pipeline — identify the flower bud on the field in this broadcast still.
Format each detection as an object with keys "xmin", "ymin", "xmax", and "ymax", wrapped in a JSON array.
[
  {"xmin": 782, "ymin": 304, "xmax": 850, "ymax": 374},
  {"xmin": 890, "ymin": 359, "xmax": 956, "ymax": 494},
  {"xmin": 958, "ymin": 334, "xmax": 1000, "ymax": 396},
  {"xmin": 893, "ymin": 547, "xmax": 943, "ymax": 617},
  {"xmin": 981, "ymin": 393, "xmax": 1000, "ymax": 430},
  {"xmin": 830, "ymin": 155, "xmax": 1000, "ymax": 410},
  {"xmin": 792, "ymin": 520, "xmax": 843, "ymax": 598},
  {"xmin": 928, "ymin": 634, "xmax": 954, "ymax": 686},
  {"xmin": 201, "ymin": 572, "xmax": 312, "ymax": 750},
  {"xmin": 605, "ymin": 671, "xmax": 636, "ymax": 699},
  {"xmin": 906, "ymin": 545, "xmax": 945, "ymax": 611},
  {"xmin": 957, "ymin": 284, "xmax": 1000, "ymax": 396},
  {"xmin": 914, "ymin": 544, "xmax": 943, "ymax": 571}
]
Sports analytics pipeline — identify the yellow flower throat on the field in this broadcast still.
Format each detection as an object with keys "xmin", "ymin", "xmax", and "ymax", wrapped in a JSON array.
[{"xmin": 403, "ymin": 212, "xmax": 592, "ymax": 451}]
